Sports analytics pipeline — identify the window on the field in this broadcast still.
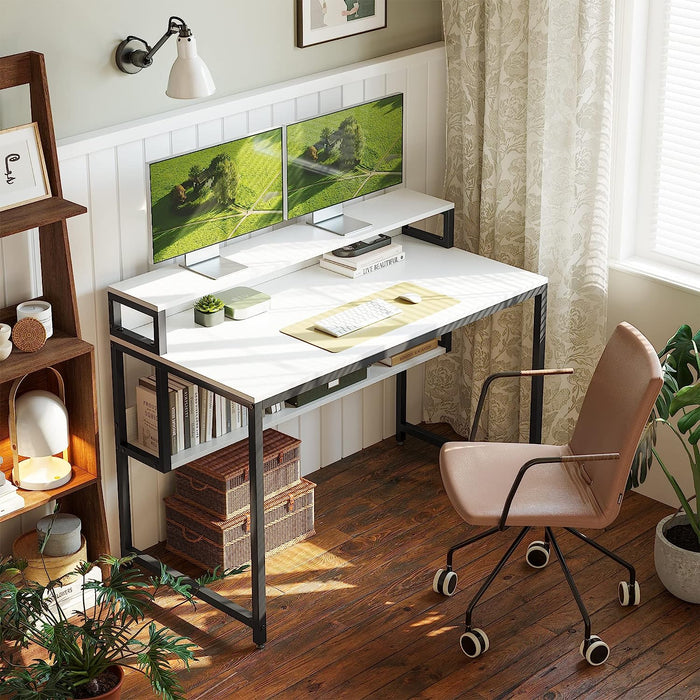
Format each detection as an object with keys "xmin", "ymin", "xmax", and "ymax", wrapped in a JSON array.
[{"xmin": 612, "ymin": 0, "xmax": 700, "ymax": 286}]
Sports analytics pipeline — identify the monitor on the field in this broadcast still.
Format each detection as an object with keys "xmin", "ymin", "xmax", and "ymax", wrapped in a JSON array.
[
  {"xmin": 286, "ymin": 93, "xmax": 403, "ymax": 235},
  {"xmin": 148, "ymin": 127, "xmax": 284, "ymax": 278}
]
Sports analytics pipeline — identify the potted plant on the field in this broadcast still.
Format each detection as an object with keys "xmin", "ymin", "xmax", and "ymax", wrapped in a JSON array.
[
  {"xmin": 193, "ymin": 295, "xmax": 225, "ymax": 327},
  {"xmin": 0, "ymin": 549, "xmax": 245, "ymax": 699},
  {"xmin": 630, "ymin": 324, "xmax": 700, "ymax": 603}
]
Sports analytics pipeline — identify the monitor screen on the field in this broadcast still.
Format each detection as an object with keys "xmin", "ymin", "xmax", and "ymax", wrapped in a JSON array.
[
  {"xmin": 149, "ymin": 128, "xmax": 284, "ymax": 264},
  {"xmin": 286, "ymin": 94, "xmax": 403, "ymax": 221}
]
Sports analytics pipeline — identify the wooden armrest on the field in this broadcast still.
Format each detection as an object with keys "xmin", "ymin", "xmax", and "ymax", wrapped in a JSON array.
[
  {"xmin": 469, "ymin": 368, "xmax": 574, "ymax": 441},
  {"xmin": 498, "ymin": 452, "xmax": 620, "ymax": 530}
]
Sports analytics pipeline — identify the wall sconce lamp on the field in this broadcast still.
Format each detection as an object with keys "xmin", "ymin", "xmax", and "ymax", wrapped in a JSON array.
[
  {"xmin": 115, "ymin": 16, "xmax": 216, "ymax": 99},
  {"xmin": 8, "ymin": 368, "xmax": 72, "ymax": 491}
]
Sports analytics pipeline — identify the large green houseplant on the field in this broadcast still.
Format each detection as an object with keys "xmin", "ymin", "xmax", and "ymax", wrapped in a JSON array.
[
  {"xmin": 0, "ymin": 549, "xmax": 244, "ymax": 699},
  {"xmin": 629, "ymin": 324, "xmax": 700, "ymax": 601}
]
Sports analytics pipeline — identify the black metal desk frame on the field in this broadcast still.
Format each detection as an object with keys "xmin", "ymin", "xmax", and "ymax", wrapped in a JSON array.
[{"xmin": 109, "ymin": 211, "xmax": 547, "ymax": 648}]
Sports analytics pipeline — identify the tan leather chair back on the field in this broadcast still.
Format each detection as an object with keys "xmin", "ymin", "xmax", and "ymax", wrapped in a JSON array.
[{"xmin": 569, "ymin": 322, "xmax": 663, "ymax": 525}]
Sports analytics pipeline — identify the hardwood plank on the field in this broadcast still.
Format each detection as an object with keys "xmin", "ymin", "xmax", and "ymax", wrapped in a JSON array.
[
  {"xmin": 112, "ymin": 429, "xmax": 696, "ymax": 699},
  {"xmin": 620, "ymin": 643, "xmax": 700, "ymax": 699}
]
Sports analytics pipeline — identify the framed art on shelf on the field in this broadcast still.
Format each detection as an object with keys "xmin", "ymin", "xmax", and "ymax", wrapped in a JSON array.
[
  {"xmin": 296, "ymin": 0, "xmax": 387, "ymax": 48},
  {"xmin": 0, "ymin": 122, "xmax": 50, "ymax": 212}
]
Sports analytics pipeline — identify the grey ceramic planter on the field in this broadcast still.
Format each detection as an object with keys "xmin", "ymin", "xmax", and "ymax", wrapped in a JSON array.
[
  {"xmin": 654, "ymin": 513, "xmax": 700, "ymax": 603},
  {"xmin": 194, "ymin": 308, "xmax": 225, "ymax": 327}
]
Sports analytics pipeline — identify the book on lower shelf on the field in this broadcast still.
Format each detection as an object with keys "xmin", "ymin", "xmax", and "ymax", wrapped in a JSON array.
[
  {"xmin": 377, "ymin": 338, "xmax": 439, "ymax": 366},
  {"xmin": 135, "ymin": 375, "xmax": 247, "ymax": 456}
]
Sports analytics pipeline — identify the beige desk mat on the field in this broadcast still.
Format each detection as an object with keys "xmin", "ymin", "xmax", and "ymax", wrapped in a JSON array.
[{"xmin": 281, "ymin": 282, "xmax": 460, "ymax": 353}]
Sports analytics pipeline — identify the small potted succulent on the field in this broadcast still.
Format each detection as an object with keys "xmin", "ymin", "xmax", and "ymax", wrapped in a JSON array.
[
  {"xmin": 0, "ymin": 546, "xmax": 246, "ymax": 699},
  {"xmin": 630, "ymin": 324, "xmax": 700, "ymax": 603},
  {"xmin": 193, "ymin": 294, "xmax": 225, "ymax": 327}
]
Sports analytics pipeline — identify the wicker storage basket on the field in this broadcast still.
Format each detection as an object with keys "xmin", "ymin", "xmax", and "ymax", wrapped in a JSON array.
[
  {"xmin": 175, "ymin": 429, "xmax": 301, "ymax": 519},
  {"xmin": 165, "ymin": 478, "xmax": 315, "ymax": 570}
]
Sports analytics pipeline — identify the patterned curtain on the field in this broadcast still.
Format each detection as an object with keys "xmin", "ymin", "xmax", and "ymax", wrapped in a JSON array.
[{"xmin": 425, "ymin": 0, "xmax": 614, "ymax": 444}]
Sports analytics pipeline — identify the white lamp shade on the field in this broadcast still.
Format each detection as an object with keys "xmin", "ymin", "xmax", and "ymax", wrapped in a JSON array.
[
  {"xmin": 15, "ymin": 390, "xmax": 69, "ymax": 457},
  {"xmin": 166, "ymin": 35, "xmax": 215, "ymax": 99}
]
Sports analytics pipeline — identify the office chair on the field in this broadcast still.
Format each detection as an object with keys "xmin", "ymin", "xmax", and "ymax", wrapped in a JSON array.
[{"xmin": 433, "ymin": 322, "xmax": 663, "ymax": 665}]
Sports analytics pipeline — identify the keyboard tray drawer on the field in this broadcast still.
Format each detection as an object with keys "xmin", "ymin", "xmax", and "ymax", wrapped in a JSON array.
[{"xmin": 285, "ymin": 367, "xmax": 367, "ymax": 407}]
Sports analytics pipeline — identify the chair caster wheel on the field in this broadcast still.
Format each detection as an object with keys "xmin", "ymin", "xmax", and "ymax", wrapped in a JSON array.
[
  {"xmin": 579, "ymin": 635, "xmax": 609, "ymax": 665},
  {"xmin": 526, "ymin": 540, "xmax": 550, "ymax": 568},
  {"xmin": 433, "ymin": 568, "xmax": 458, "ymax": 596},
  {"xmin": 460, "ymin": 628, "xmax": 489, "ymax": 658},
  {"xmin": 618, "ymin": 580, "xmax": 641, "ymax": 606}
]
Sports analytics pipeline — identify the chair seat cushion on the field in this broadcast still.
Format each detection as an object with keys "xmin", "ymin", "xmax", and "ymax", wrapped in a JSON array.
[{"xmin": 439, "ymin": 442, "xmax": 605, "ymax": 528}]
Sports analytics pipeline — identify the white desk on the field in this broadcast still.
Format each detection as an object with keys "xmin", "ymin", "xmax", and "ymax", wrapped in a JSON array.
[{"xmin": 108, "ymin": 190, "xmax": 547, "ymax": 647}]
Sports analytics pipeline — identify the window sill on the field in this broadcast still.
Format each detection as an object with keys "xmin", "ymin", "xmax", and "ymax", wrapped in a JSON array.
[{"xmin": 609, "ymin": 258, "xmax": 700, "ymax": 296}]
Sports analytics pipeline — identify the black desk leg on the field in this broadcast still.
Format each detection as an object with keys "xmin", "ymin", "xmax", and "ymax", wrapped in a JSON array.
[
  {"xmin": 395, "ymin": 370, "xmax": 407, "ymax": 444},
  {"xmin": 110, "ymin": 344, "xmax": 133, "ymax": 556},
  {"xmin": 529, "ymin": 288, "xmax": 547, "ymax": 445},
  {"xmin": 248, "ymin": 402, "xmax": 267, "ymax": 647}
]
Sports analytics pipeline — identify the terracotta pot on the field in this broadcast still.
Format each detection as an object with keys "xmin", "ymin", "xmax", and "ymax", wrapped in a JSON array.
[
  {"xmin": 75, "ymin": 666, "xmax": 124, "ymax": 700},
  {"xmin": 654, "ymin": 513, "xmax": 700, "ymax": 604}
]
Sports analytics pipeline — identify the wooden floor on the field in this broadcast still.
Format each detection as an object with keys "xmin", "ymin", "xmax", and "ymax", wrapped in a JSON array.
[{"xmin": 125, "ymin": 427, "xmax": 700, "ymax": 699}]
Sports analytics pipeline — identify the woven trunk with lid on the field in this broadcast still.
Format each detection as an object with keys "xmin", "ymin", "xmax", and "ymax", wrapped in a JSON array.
[
  {"xmin": 165, "ymin": 478, "xmax": 315, "ymax": 570},
  {"xmin": 175, "ymin": 428, "xmax": 301, "ymax": 519}
]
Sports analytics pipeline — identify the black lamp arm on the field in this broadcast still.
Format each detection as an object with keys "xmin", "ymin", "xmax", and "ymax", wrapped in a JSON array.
[
  {"xmin": 143, "ymin": 16, "xmax": 191, "ymax": 64},
  {"xmin": 118, "ymin": 16, "xmax": 192, "ymax": 71}
]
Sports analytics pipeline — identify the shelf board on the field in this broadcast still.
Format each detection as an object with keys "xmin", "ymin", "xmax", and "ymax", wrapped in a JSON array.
[
  {"xmin": 161, "ymin": 346, "xmax": 446, "ymax": 469},
  {"xmin": 0, "ymin": 334, "xmax": 93, "ymax": 384},
  {"xmin": 0, "ymin": 196, "xmax": 87, "ymax": 238},
  {"xmin": 0, "ymin": 465, "xmax": 98, "ymax": 525}
]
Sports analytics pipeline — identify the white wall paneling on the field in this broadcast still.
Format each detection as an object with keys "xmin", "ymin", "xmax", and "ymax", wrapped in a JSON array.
[{"xmin": 3, "ymin": 44, "xmax": 447, "ymax": 554}]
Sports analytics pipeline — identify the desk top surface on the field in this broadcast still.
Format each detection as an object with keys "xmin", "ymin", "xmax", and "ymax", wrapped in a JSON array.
[{"xmin": 113, "ymin": 235, "xmax": 547, "ymax": 405}]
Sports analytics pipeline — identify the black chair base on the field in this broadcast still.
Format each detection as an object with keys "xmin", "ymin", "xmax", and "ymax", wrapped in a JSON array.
[{"xmin": 434, "ymin": 525, "xmax": 639, "ymax": 665}]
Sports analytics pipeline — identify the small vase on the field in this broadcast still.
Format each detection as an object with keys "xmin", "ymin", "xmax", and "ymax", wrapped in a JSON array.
[{"xmin": 194, "ymin": 308, "xmax": 225, "ymax": 327}]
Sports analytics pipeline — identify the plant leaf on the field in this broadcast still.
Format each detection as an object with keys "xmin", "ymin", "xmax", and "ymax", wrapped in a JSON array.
[
  {"xmin": 136, "ymin": 622, "xmax": 197, "ymax": 700},
  {"xmin": 659, "ymin": 324, "xmax": 700, "ymax": 389}
]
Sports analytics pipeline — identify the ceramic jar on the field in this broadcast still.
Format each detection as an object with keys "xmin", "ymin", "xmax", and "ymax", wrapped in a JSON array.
[{"xmin": 0, "ymin": 323, "xmax": 12, "ymax": 361}]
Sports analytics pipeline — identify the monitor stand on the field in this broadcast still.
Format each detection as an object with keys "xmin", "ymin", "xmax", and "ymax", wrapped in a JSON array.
[
  {"xmin": 308, "ymin": 204, "xmax": 372, "ymax": 236},
  {"xmin": 180, "ymin": 245, "xmax": 246, "ymax": 280}
]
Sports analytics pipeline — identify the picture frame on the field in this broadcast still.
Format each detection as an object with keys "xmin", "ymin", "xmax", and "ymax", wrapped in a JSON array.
[
  {"xmin": 296, "ymin": 0, "xmax": 387, "ymax": 48},
  {"xmin": 0, "ymin": 122, "xmax": 50, "ymax": 212}
]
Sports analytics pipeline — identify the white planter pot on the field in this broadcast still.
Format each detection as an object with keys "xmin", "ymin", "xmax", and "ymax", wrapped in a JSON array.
[{"xmin": 654, "ymin": 513, "xmax": 700, "ymax": 603}]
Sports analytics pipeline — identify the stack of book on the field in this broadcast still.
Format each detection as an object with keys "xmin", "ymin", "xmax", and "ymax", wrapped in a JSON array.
[
  {"xmin": 320, "ymin": 241, "xmax": 405, "ymax": 278},
  {"xmin": 0, "ymin": 469, "xmax": 24, "ymax": 517},
  {"xmin": 42, "ymin": 566, "xmax": 102, "ymax": 621},
  {"xmin": 136, "ymin": 375, "xmax": 248, "ymax": 457}
]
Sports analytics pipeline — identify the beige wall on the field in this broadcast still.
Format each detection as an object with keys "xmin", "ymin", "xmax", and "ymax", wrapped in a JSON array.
[
  {"xmin": 0, "ymin": 0, "xmax": 443, "ymax": 139},
  {"xmin": 608, "ymin": 268, "xmax": 700, "ymax": 507}
]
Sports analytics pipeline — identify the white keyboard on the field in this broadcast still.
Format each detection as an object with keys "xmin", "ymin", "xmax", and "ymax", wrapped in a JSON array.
[{"xmin": 314, "ymin": 299, "xmax": 402, "ymax": 337}]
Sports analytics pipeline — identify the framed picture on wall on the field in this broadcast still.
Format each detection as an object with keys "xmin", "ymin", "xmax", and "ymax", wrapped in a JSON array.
[
  {"xmin": 296, "ymin": 0, "xmax": 387, "ymax": 48},
  {"xmin": 0, "ymin": 122, "xmax": 50, "ymax": 212}
]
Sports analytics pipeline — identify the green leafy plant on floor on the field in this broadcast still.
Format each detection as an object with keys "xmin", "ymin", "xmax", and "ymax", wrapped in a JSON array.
[
  {"xmin": 193, "ymin": 294, "xmax": 224, "ymax": 314},
  {"xmin": 0, "ymin": 544, "xmax": 246, "ymax": 699},
  {"xmin": 629, "ymin": 324, "xmax": 700, "ymax": 545}
]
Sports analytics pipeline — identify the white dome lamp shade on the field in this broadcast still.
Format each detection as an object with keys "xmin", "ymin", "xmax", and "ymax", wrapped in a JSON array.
[
  {"xmin": 115, "ymin": 16, "xmax": 215, "ymax": 100},
  {"xmin": 166, "ymin": 35, "xmax": 215, "ymax": 99},
  {"xmin": 9, "ymin": 369, "xmax": 72, "ymax": 491}
]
